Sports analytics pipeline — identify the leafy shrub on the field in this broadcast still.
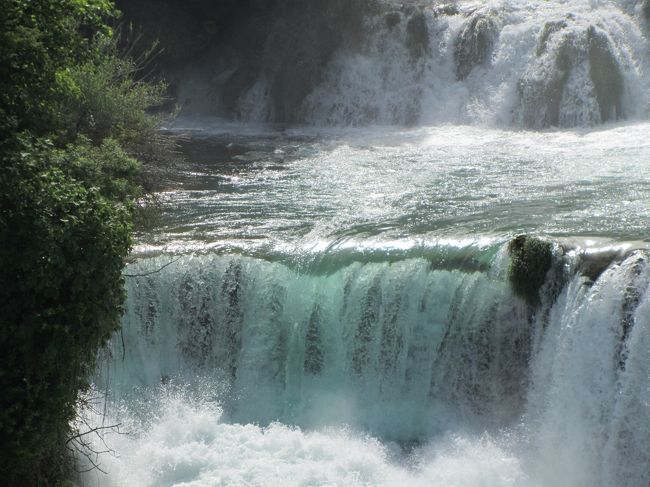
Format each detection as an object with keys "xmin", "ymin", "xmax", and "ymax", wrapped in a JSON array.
[
  {"xmin": 55, "ymin": 47, "xmax": 167, "ymax": 146},
  {"xmin": 0, "ymin": 0, "xmax": 117, "ymax": 138},
  {"xmin": 0, "ymin": 1, "xmax": 171, "ymax": 484},
  {"xmin": 0, "ymin": 138, "xmax": 132, "ymax": 484}
]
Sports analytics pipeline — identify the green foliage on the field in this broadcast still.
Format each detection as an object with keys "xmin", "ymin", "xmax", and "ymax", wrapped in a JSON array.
[
  {"xmin": 61, "ymin": 138, "xmax": 143, "ymax": 203},
  {"xmin": 0, "ymin": 138, "xmax": 132, "ymax": 484},
  {"xmin": 55, "ymin": 46, "xmax": 167, "ymax": 145},
  {"xmin": 508, "ymin": 236, "xmax": 553, "ymax": 306},
  {"xmin": 0, "ymin": 0, "xmax": 117, "ymax": 138},
  {"xmin": 0, "ymin": 1, "xmax": 169, "ymax": 484}
]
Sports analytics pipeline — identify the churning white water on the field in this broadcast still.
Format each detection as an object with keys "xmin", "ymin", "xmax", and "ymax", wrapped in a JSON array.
[
  {"xmin": 84, "ymin": 246, "xmax": 650, "ymax": 487},
  {"xmin": 83, "ymin": 0, "xmax": 650, "ymax": 485},
  {"xmin": 230, "ymin": 0, "xmax": 650, "ymax": 127}
]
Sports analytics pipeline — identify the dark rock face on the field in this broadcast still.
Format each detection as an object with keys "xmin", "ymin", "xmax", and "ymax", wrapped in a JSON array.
[
  {"xmin": 114, "ymin": 0, "xmax": 248, "ymax": 69},
  {"xmin": 259, "ymin": 1, "xmax": 370, "ymax": 122},
  {"xmin": 384, "ymin": 11, "xmax": 401, "ymax": 29},
  {"xmin": 454, "ymin": 13, "xmax": 499, "ymax": 80},
  {"xmin": 227, "ymin": 1, "xmax": 372, "ymax": 122},
  {"xmin": 406, "ymin": 11, "xmax": 430, "ymax": 59},
  {"xmin": 644, "ymin": 0, "xmax": 650, "ymax": 20},
  {"xmin": 587, "ymin": 27, "xmax": 624, "ymax": 123},
  {"xmin": 518, "ymin": 20, "xmax": 623, "ymax": 128}
]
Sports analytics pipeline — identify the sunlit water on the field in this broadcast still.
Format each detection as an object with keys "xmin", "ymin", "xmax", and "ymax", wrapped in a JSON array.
[{"xmin": 140, "ymin": 120, "xmax": 650, "ymax": 257}]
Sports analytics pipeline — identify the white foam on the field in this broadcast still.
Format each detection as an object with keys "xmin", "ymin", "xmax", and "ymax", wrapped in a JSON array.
[{"xmin": 81, "ymin": 389, "xmax": 531, "ymax": 487}]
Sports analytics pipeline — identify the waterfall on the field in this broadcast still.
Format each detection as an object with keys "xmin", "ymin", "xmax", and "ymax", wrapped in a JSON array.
[
  {"xmin": 525, "ymin": 250, "xmax": 650, "ymax": 486},
  {"xmin": 100, "ymin": 246, "xmax": 530, "ymax": 439},
  {"xmin": 92, "ymin": 242, "xmax": 650, "ymax": 486},
  {"xmin": 178, "ymin": 0, "xmax": 650, "ymax": 128}
]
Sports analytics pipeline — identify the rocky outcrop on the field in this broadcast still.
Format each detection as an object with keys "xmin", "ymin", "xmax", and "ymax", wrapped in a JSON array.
[
  {"xmin": 384, "ymin": 11, "xmax": 401, "ymax": 29},
  {"xmin": 536, "ymin": 19, "xmax": 568, "ymax": 56},
  {"xmin": 508, "ymin": 236, "xmax": 553, "ymax": 307},
  {"xmin": 117, "ymin": 0, "xmax": 372, "ymax": 122},
  {"xmin": 406, "ymin": 11, "xmax": 430, "ymax": 58},
  {"xmin": 518, "ymin": 20, "xmax": 623, "ymax": 128},
  {"xmin": 588, "ymin": 27, "xmax": 624, "ymax": 123},
  {"xmin": 454, "ymin": 13, "xmax": 499, "ymax": 80}
]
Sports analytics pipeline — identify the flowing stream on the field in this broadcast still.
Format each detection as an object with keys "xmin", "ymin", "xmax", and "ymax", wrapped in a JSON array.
[{"xmin": 83, "ymin": 1, "xmax": 650, "ymax": 486}]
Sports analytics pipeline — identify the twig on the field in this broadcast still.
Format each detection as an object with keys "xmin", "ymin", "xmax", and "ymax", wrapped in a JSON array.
[
  {"xmin": 71, "ymin": 444, "xmax": 109, "ymax": 475},
  {"xmin": 65, "ymin": 423, "xmax": 123, "ymax": 446},
  {"xmin": 123, "ymin": 256, "xmax": 182, "ymax": 277}
]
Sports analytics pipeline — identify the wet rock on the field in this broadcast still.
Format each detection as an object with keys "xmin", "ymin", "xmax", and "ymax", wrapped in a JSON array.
[
  {"xmin": 519, "ymin": 26, "xmax": 578, "ymax": 127},
  {"xmin": 384, "ymin": 11, "xmax": 401, "ymax": 29},
  {"xmin": 406, "ymin": 11, "xmax": 430, "ymax": 58},
  {"xmin": 454, "ymin": 13, "xmax": 499, "ymax": 80},
  {"xmin": 221, "ymin": 65, "xmax": 259, "ymax": 114},
  {"xmin": 578, "ymin": 251, "xmax": 618, "ymax": 283},
  {"xmin": 508, "ymin": 235, "xmax": 553, "ymax": 307},
  {"xmin": 304, "ymin": 306, "xmax": 324, "ymax": 375},
  {"xmin": 536, "ymin": 20, "xmax": 568, "ymax": 56},
  {"xmin": 587, "ymin": 27, "xmax": 624, "ymax": 122},
  {"xmin": 518, "ymin": 21, "xmax": 624, "ymax": 128},
  {"xmin": 434, "ymin": 4, "xmax": 460, "ymax": 17},
  {"xmin": 257, "ymin": 0, "xmax": 369, "ymax": 122}
]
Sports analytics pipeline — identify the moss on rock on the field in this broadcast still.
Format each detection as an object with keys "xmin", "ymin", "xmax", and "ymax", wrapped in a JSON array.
[{"xmin": 508, "ymin": 235, "xmax": 553, "ymax": 306}]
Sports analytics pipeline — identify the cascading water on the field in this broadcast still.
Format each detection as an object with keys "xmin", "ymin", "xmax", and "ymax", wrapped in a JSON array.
[
  {"xmin": 83, "ymin": 0, "xmax": 650, "ymax": 485},
  {"xmin": 524, "ymin": 250, "xmax": 650, "ymax": 487},
  {"xmin": 98, "ymin": 248, "xmax": 530, "ymax": 437},
  {"xmin": 180, "ymin": 0, "xmax": 650, "ymax": 127},
  {"xmin": 86, "ymin": 244, "xmax": 650, "ymax": 486}
]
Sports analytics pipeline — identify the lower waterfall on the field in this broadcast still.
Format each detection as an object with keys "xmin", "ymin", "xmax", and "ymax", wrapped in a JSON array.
[{"xmin": 84, "ymin": 242, "xmax": 650, "ymax": 486}]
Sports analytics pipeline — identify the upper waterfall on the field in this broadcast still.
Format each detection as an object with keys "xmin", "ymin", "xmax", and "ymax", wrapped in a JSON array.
[{"xmin": 164, "ymin": 0, "xmax": 650, "ymax": 128}]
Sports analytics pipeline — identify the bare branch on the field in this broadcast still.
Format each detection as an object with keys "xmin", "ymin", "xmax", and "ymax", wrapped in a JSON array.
[
  {"xmin": 124, "ymin": 256, "xmax": 183, "ymax": 277},
  {"xmin": 65, "ymin": 423, "xmax": 123, "ymax": 446}
]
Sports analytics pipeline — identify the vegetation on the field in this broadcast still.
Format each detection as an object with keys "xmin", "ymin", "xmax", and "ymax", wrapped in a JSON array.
[
  {"xmin": 0, "ymin": 1, "xmax": 167, "ymax": 484},
  {"xmin": 508, "ymin": 235, "xmax": 553, "ymax": 306}
]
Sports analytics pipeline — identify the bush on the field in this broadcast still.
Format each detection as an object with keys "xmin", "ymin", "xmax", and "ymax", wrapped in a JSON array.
[
  {"xmin": 0, "ymin": 1, "xmax": 170, "ymax": 483},
  {"xmin": 508, "ymin": 235, "xmax": 553, "ymax": 306},
  {"xmin": 0, "ymin": 138, "xmax": 133, "ymax": 484},
  {"xmin": 0, "ymin": 0, "xmax": 117, "ymax": 138},
  {"xmin": 55, "ymin": 47, "xmax": 167, "ymax": 146},
  {"xmin": 61, "ymin": 137, "xmax": 143, "ymax": 202}
]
